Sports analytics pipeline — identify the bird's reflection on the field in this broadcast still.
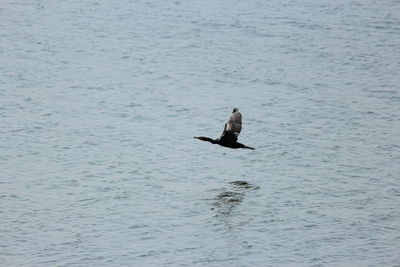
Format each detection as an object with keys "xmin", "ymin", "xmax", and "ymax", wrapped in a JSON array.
[{"xmin": 212, "ymin": 181, "xmax": 259, "ymax": 216}]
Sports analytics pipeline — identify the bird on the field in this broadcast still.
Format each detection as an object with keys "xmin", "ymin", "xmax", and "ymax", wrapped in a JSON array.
[{"xmin": 194, "ymin": 108, "xmax": 255, "ymax": 150}]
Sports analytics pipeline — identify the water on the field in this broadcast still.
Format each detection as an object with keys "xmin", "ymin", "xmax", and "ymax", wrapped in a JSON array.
[{"xmin": 1, "ymin": 0, "xmax": 400, "ymax": 266}]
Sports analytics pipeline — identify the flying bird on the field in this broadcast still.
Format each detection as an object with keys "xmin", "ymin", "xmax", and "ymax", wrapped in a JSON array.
[{"xmin": 194, "ymin": 108, "xmax": 255, "ymax": 150}]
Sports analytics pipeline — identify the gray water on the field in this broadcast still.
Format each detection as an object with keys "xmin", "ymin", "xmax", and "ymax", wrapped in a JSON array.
[{"xmin": 1, "ymin": 0, "xmax": 400, "ymax": 266}]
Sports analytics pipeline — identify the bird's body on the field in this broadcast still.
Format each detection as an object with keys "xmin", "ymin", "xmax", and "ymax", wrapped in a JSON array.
[{"xmin": 194, "ymin": 108, "xmax": 255, "ymax": 150}]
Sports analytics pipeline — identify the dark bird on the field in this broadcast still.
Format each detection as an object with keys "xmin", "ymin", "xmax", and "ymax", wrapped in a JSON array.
[{"xmin": 194, "ymin": 108, "xmax": 255, "ymax": 150}]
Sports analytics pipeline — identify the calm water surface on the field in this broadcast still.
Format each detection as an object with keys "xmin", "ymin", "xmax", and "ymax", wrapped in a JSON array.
[{"xmin": 1, "ymin": 0, "xmax": 400, "ymax": 266}]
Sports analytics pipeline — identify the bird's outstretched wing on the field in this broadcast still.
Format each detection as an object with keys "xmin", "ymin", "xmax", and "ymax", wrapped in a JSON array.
[{"xmin": 220, "ymin": 108, "xmax": 242, "ymax": 142}]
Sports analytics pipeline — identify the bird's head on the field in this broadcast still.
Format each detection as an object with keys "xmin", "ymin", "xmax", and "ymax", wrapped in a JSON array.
[{"xmin": 193, "ymin": 136, "xmax": 216, "ymax": 143}]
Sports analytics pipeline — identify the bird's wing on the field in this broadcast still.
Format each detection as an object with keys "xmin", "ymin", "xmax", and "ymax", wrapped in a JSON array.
[
  {"xmin": 220, "ymin": 123, "xmax": 228, "ymax": 137},
  {"xmin": 220, "ymin": 108, "xmax": 242, "ymax": 142},
  {"xmin": 227, "ymin": 109, "xmax": 242, "ymax": 136}
]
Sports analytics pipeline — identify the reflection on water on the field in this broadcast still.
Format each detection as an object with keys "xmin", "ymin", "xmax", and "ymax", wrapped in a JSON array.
[{"xmin": 212, "ymin": 181, "xmax": 259, "ymax": 216}]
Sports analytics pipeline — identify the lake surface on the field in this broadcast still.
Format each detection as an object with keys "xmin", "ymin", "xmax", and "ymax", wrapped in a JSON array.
[{"xmin": 1, "ymin": 0, "xmax": 400, "ymax": 266}]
